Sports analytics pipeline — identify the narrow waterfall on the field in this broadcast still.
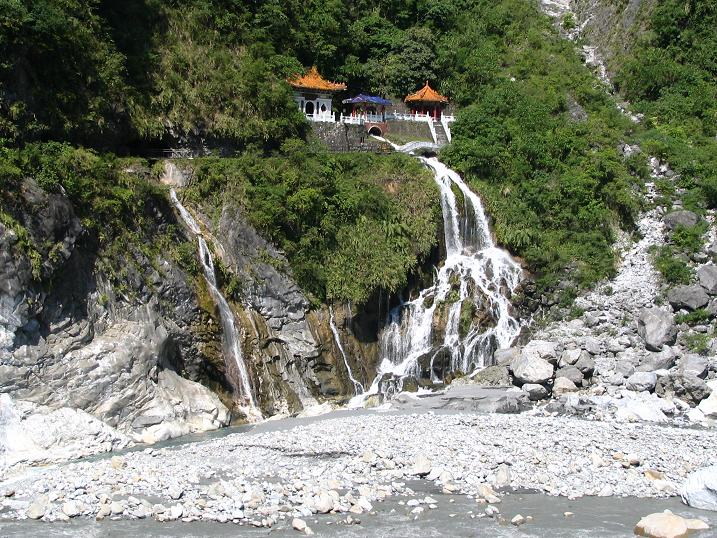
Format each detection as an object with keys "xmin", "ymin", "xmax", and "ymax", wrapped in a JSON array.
[
  {"xmin": 329, "ymin": 306, "xmax": 364, "ymax": 395},
  {"xmin": 170, "ymin": 189, "xmax": 261, "ymax": 419},
  {"xmin": 355, "ymin": 152, "xmax": 523, "ymax": 403}
]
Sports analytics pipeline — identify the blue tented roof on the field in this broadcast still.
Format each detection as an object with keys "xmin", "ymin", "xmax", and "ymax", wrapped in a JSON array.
[{"xmin": 342, "ymin": 94, "xmax": 392, "ymax": 106}]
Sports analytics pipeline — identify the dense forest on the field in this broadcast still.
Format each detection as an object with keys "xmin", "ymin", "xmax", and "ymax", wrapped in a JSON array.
[{"xmin": 1, "ymin": 0, "xmax": 716, "ymax": 304}]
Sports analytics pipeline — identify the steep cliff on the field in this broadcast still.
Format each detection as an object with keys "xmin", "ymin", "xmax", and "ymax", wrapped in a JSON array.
[
  {"xmin": 0, "ymin": 172, "xmax": 235, "ymax": 457},
  {"xmin": 0, "ymin": 149, "xmax": 436, "ymax": 468}
]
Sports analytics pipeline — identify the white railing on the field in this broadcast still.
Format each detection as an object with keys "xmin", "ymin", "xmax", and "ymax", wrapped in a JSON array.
[
  {"xmin": 427, "ymin": 119, "xmax": 438, "ymax": 144},
  {"xmin": 386, "ymin": 111, "xmax": 433, "ymax": 122},
  {"xmin": 340, "ymin": 115, "xmax": 364, "ymax": 125},
  {"xmin": 305, "ymin": 113, "xmax": 336, "ymax": 123},
  {"xmin": 303, "ymin": 109, "xmax": 456, "ymax": 143},
  {"xmin": 441, "ymin": 115, "xmax": 454, "ymax": 143}
]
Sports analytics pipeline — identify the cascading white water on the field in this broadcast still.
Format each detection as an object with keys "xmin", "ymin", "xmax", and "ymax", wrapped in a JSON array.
[
  {"xmin": 353, "ymin": 153, "xmax": 523, "ymax": 404},
  {"xmin": 329, "ymin": 306, "xmax": 364, "ymax": 395},
  {"xmin": 170, "ymin": 189, "xmax": 261, "ymax": 419}
]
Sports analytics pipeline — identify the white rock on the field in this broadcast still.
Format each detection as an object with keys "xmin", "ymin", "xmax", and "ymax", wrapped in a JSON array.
[
  {"xmin": 313, "ymin": 492, "xmax": 333, "ymax": 514},
  {"xmin": 634, "ymin": 510, "xmax": 689, "ymax": 538},
  {"xmin": 411, "ymin": 454, "xmax": 432, "ymax": 476},
  {"xmin": 61, "ymin": 500, "xmax": 81, "ymax": 517},
  {"xmin": 698, "ymin": 392, "xmax": 717, "ymax": 418},
  {"xmin": 26, "ymin": 495, "xmax": 49, "ymax": 520},
  {"xmin": 681, "ymin": 465, "xmax": 717, "ymax": 511},
  {"xmin": 511, "ymin": 355, "xmax": 554, "ymax": 384},
  {"xmin": 626, "ymin": 372, "xmax": 657, "ymax": 392},
  {"xmin": 292, "ymin": 518, "xmax": 307, "ymax": 532},
  {"xmin": 169, "ymin": 504, "xmax": 184, "ymax": 520},
  {"xmin": 553, "ymin": 377, "xmax": 578, "ymax": 397},
  {"xmin": 511, "ymin": 514, "xmax": 525, "ymax": 526}
]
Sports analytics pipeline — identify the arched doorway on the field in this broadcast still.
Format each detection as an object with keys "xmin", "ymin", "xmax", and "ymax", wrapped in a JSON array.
[
  {"xmin": 368, "ymin": 126, "xmax": 382, "ymax": 136},
  {"xmin": 305, "ymin": 102, "xmax": 315, "ymax": 115}
]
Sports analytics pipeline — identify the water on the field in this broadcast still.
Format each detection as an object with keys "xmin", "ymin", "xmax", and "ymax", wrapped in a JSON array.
[
  {"xmin": 169, "ymin": 190, "xmax": 261, "ymax": 419},
  {"xmin": 355, "ymin": 152, "xmax": 523, "ymax": 401},
  {"xmin": 4, "ymin": 480, "xmax": 713, "ymax": 537},
  {"xmin": 328, "ymin": 306, "xmax": 364, "ymax": 395}
]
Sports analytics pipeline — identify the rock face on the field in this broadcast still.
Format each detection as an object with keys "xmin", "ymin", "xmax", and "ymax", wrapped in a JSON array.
[
  {"xmin": 667, "ymin": 285, "xmax": 709, "ymax": 311},
  {"xmin": 637, "ymin": 308, "xmax": 677, "ymax": 351},
  {"xmin": 681, "ymin": 466, "xmax": 717, "ymax": 511},
  {"xmin": 0, "ymin": 172, "xmax": 360, "ymax": 469},
  {"xmin": 510, "ymin": 354, "xmax": 554, "ymax": 385},
  {"xmin": 0, "ymin": 394, "xmax": 132, "ymax": 472}
]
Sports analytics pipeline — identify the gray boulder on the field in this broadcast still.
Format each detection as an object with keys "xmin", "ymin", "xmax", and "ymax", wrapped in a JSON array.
[
  {"xmin": 553, "ymin": 377, "xmax": 578, "ymax": 397},
  {"xmin": 664, "ymin": 210, "xmax": 699, "ymax": 231},
  {"xmin": 556, "ymin": 366, "xmax": 584, "ymax": 386},
  {"xmin": 638, "ymin": 347, "xmax": 677, "ymax": 372},
  {"xmin": 707, "ymin": 241, "xmax": 717, "ymax": 260},
  {"xmin": 667, "ymin": 285, "xmax": 709, "ymax": 311},
  {"xmin": 574, "ymin": 354, "xmax": 596, "ymax": 377},
  {"xmin": 698, "ymin": 265, "xmax": 717, "ymax": 294},
  {"xmin": 559, "ymin": 349, "xmax": 582, "ymax": 367},
  {"xmin": 625, "ymin": 372, "xmax": 657, "ymax": 392},
  {"xmin": 615, "ymin": 361, "xmax": 636, "ymax": 378},
  {"xmin": 521, "ymin": 340, "xmax": 558, "ymax": 363},
  {"xmin": 521, "ymin": 384, "xmax": 549, "ymax": 401},
  {"xmin": 637, "ymin": 308, "xmax": 677, "ymax": 351},
  {"xmin": 679, "ymin": 355, "xmax": 709, "ymax": 378},
  {"xmin": 510, "ymin": 354, "xmax": 554, "ymax": 385},
  {"xmin": 656, "ymin": 373, "xmax": 711, "ymax": 406},
  {"xmin": 681, "ymin": 466, "xmax": 717, "ymax": 511}
]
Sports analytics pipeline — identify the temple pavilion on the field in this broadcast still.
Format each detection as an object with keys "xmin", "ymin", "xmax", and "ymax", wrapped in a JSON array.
[
  {"xmin": 288, "ymin": 66, "xmax": 346, "ymax": 122},
  {"xmin": 342, "ymin": 94, "xmax": 392, "ymax": 121},
  {"xmin": 405, "ymin": 81, "xmax": 449, "ymax": 120}
]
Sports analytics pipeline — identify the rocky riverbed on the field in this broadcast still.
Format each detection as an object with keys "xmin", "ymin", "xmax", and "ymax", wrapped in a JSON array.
[{"xmin": 1, "ymin": 408, "xmax": 715, "ymax": 535}]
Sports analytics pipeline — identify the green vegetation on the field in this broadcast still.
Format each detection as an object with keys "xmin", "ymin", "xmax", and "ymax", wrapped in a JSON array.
[
  {"xmin": 8, "ymin": 0, "xmax": 706, "ymax": 302},
  {"xmin": 0, "ymin": 143, "xmax": 196, "ymax": 283},
  {"xmin": 652, "ymin": 246, "xmax": 692, "ymax": 285},
  {"xmin": 671, "ymin": 222, "xmax": 708, "ymax": 254},
  {"xmin": 684, "ymin": 332, "xmax": 712, "ymax": 355},
  {"xmin": 675, "ymin": 308, "xmax": 711, "ymax": 326},
  {"xmin": 441, "ymin": 0, "xmax": 640, "ymax": 291},
  {"xmin": 182, "ymin": 146, "xmax": 438, "ymax": 304},
  {"xmin": 615, "ymin": 0, "xmax": 717, "ymax": 214}
]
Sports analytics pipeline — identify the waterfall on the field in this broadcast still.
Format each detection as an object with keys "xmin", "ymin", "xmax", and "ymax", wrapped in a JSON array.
[
  {"xmin": 329, "ymin": 306, "xmax": 364, "ymax": 395},
  {"xmin": 169, "ymin": 189, "xmax": 261, "ymax": 419},
  {"xmin": 352, "ymin": 153, "xmax": 523, "ymax": 404}
]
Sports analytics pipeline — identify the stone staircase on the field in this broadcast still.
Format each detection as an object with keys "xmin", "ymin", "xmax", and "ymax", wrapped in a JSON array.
[{"xmin": 433, "ymin": 121, "xmax": 449, "ymax": 147}]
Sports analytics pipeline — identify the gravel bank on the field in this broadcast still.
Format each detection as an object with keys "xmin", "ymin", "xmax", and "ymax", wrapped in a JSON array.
[{"xmin": 1, "ymin": 410, "xmax": 715, "ymax": 529}]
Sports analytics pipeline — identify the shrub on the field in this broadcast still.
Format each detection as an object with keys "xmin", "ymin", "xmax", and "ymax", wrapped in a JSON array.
[
  {"xmin": 671, "ymin": 222, "xmax": 707, "ymax": 254},
  {"xmin": 653, "ymin": 246, "xmax": 692, "ymax": 284},
  {"xmin": 675, "ymin": 309, "xmax": 711, "ymax": 326}
]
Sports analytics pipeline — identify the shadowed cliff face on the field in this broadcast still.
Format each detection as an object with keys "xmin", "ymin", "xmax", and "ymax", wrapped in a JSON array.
[
  {"xmin": 189, "ymin": 200, "xmax": 382, "ymax": 414},
  {"xmin": 0, "ymin": 169, "xmax": 381, "ymax": 464},
  {"xmin": 0, "ymin": 176, "xmax": 234, "ymax": 451}
]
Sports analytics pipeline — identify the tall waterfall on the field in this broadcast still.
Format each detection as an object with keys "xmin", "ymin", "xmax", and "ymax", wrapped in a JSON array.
[
  {"xmin": 356, "ymin": 154, "xmax": 523, "ymax": 402},
  {"xmin": 329, "ymin": 306, "xmax": 364, "ymax": 395},
  {"xmin": 170, "ymin": 189, "xmax": 261, "ymax": 419}
]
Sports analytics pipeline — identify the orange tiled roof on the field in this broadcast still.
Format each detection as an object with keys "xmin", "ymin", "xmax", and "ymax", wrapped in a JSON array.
[
  {"xmin": 405, "ymin": 81, "xmax": 448, "ymax": 104},
  {"xmin": 288, "ymin": 66, "xmax": 346, "ymax": 92}
]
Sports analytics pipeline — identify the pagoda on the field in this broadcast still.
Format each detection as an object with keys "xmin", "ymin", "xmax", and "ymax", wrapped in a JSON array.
[
  {"xmin": 288, "ymin": 66, "xmax": 346, "ymax": 122},
  {"xmin": 404, "ymin": 81, "xmax": 449, "ymax": 120}
]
